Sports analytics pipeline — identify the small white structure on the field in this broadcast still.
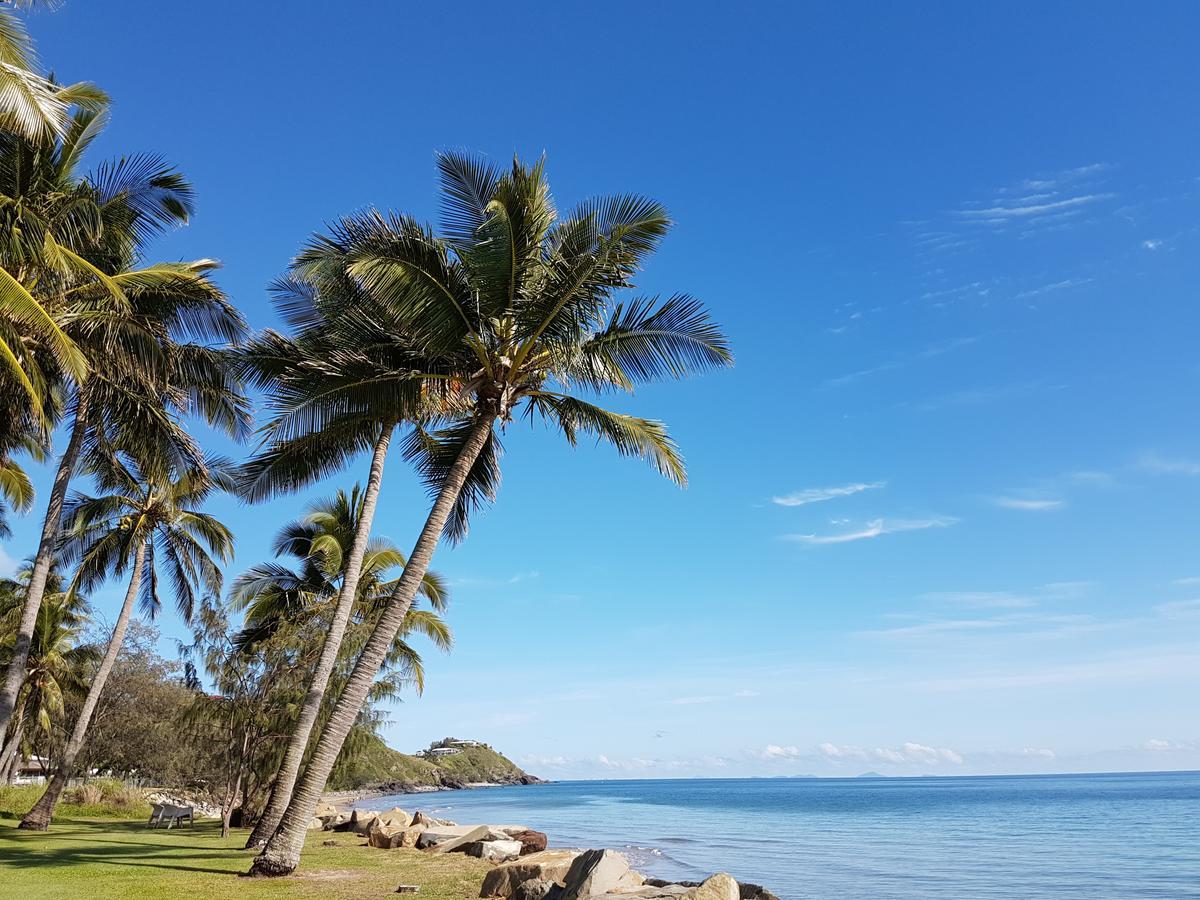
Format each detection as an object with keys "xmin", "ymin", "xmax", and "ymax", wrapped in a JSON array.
[
  {"xmin": 449, "ymin": 740, "xmax": 482, "ymax": 748},
  {"xmin": 426, "ymin": 747, "xmax": 461, "ymax": 757}
]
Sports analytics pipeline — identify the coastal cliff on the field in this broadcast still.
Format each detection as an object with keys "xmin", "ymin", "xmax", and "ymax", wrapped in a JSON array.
[{"xmin": 329, "ymin": 736, "xmax": 541, "ymax": 793}]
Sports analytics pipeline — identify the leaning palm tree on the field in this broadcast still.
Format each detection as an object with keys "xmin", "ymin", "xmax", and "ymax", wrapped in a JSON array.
[
  {"xmin": 0, "ymin": 561, "xmax": 96, "ymax": 782},
  {"xmin": 249, "ymin": 152, "xmax": 731, "ymax": 875},
  {"xmin": 17, "ymin": 449, "xmax": 234, "ymax": 830},
  {"xmin": 234, "ymin": 297, "xmax": 441, "ymax": 847},
  {"xmin": 0, "ymin": 112, "xmax": 249, "ymax": 741},
  {"xmin": 234, "ymin": 486, "xmax": 447, "ymax": 847}
]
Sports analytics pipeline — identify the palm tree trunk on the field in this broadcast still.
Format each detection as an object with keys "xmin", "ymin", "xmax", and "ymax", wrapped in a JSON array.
[
  {"xmin": 18, "ymin": 537, "xmax": 146, "ymax": 831},
  {"xmin": 0, "ymin": 715, "xmax": 24, "ymax": 783},
  {"xmin": 249, "ymin": 412, "xmax": 495, "ymax": 877},
  {"xmin": 244, "ymin": 421, "xmax": 395, "ymax": 849},
  {"xmin": 0, "ymin": 387, "xmax": 92, "ymax": 741}
]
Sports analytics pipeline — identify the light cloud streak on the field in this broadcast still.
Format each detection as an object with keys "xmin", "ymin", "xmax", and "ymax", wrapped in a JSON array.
[
  {"xmin": 786, "ymin": 517, "xmax": 957, "ymax": 545},
  {"xmin": 772, "ymin": 481, "xmax": 885, "ymax": 507},
  {"xmin": 990, "ymin": 496, "xmax": 1065, "ymax": 511}
]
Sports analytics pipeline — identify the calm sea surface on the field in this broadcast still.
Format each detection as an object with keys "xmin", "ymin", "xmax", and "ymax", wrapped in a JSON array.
[{"xmin": 376, "ymin": 771, "xmax": 1200, "ymax": 899}]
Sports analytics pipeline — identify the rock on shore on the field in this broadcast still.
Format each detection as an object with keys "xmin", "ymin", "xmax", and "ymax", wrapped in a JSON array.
[{"xmin": 339, "ymin": 802, "xmax": 777, "ymax": 899}]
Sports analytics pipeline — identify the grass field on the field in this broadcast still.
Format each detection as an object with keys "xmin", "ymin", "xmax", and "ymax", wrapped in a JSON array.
[{"xmin": 0, "ymin": 817, "xmax": 490, "ymax": 900}]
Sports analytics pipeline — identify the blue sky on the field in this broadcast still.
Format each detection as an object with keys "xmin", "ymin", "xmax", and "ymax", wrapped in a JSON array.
[{"xmin": 4, "ymin": 1, "xmax": 1198, "ymax": 778}]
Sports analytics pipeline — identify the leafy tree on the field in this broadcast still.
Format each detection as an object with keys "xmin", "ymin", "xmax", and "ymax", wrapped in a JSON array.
[
  {"xmin": 73, "ymin": 620, "xmax": 195, "ymax": 786},
  {"xmin": 18, "ymin": 449, "xmax": 234, "ymax": 830},
  {"xmin": 250, "ymin": 153, "xmax": 731, "ymax": 875},
  {"xmin": 232, "ymin": 486, "xmax": 448, "ymax": 845}
]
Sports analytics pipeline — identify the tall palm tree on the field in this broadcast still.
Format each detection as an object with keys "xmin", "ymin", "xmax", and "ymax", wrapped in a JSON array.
[
  {"xmin": 0, "ymin": 561, "xmax": 96, "ymax": 782},
  {"xmin": 0, "ymin": 111, "xmax": 250, "ymax": 741},
  {"xmin": 234, "ymin": 486, "xmax": 448, "ymax": 847},
  {"xmin": 17, "ymin": 450, "xmax": 234, "ymax": 830},
  {"xmin": 249, "ymin": 153, "xmax": 731, "ymax": 875}
]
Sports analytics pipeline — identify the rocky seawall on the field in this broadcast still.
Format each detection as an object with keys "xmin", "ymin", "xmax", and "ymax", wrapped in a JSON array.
[{"xmin": 313, "ymin": 803, "xmax": 779, "ymax": 900}]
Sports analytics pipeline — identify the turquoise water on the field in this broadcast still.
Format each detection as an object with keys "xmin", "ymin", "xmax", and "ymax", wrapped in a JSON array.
[{"xmin": 377, "ymin": 771, "xmax": 1200, "ymax": 898}]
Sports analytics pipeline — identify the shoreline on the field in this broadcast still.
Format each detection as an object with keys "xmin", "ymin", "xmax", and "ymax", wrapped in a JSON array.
[{"xmin": 322, "ymin": 778, "xmax": 541, "ymax": 809}]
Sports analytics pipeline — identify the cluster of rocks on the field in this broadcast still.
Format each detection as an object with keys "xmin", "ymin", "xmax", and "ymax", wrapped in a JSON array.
[
  {"xmin": 314, "ymin": 804, "xmax": 778, "ymax": 900},
  {"xmin": 479, "ymin": 848, "xmax": 779, "ymax": 900},
  {"xmin": 145, "ymin": 790, "xmax": 221, "ymax": 819},
  {"xmin": 310, "ymin": 804, "xmax": 548, "ymax": 863}
]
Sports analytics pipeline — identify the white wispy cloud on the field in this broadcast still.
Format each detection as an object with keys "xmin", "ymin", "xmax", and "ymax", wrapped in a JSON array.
[
  {"xmin": 922, "ymin": 591, "xmax": 1038, "ymax": 609},
  {"xmin": 1142, "ymin": 738, "xmax": 1196, "ymax": 752},
  {"xmin": 1171, "ymin": 576, "xmax": 1200, "ymax": 587},
  {"xmin": 1154, "ymin": 599, "xmax": 1200, "ymax": 620},
  {"xmin": 990, "ymin": 496, "xmax": 1065, "ymax": 511},
  {"xmin": 1015, "ymin": 277, "xmax": 1094, "ymax": 299},
  {"xmin": 759, "ymin": 744, "xmax": 804, "ymax": 760},
  {"xmin": 1139, "ymin": 453, "xmax": 1200, "ymax": 476},
  {"xmin": 786, "ymin": 517, "xmax": 957, "ymax": 545},
  {"xmin": 449, "ymin": 570, "xmax": 540, "ymax": 587},
  {"xmin": 772, "ymin": 481, "xmax": 886, "ymax": 507},
  {"xmin": 819, "ymin": 741, "xmax": 964, "ymax": 766},
  {"xmin": 823, "ymin": 337, "xmax": 979, "ymax": 388},
  {"xmin": 860, "ymin": 611, "xmax": 1097, "ymax": 641},
  {"xmin": 1142, "ymin": 238, "xmax": 1163, "ymax": 251},
  {"xmin": 959, "ymin": 193, "xmax": 1115, "ymax": 222}
]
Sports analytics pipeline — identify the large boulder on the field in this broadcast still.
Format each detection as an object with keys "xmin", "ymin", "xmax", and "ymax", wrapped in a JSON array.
[
  {"xmin": 367, "ymin": 821, "xmax": 406, "ymax": 849},
  {"xmin": 737, "ymin": 885, "xmax": 780, "ymax": 900},
  {"xmin": 323, "ymin": 812, "xmax": 349, "ymax": 831},
  {"xmin": 307, "ymin": 817, "xmax": 325, "ymax": 830},
  {"xmin": 376, "ymin": 807, "xmax": 412, "ymax": 829},
  {"xmin": 479, "ymin": 849, "xmax": 581, "ymax": 898},
  {"xmin": 504, "ymin": 829, "xmax": 548, "ymax": 856},
  {"xmin": 463, "ymin": 839, "xmax": 524, "ymax": 862},
  {"xmin": 413, "ymin": 810, "xmax": 454, "ymax": 827},
  {"xmin": 642, "ymin": 878, "xmax": 776, "ymax": 900},
  {"xmin": 513, "ymin": 880, "xmax": 562, "ymax": 900},
  {"xmin": 398, "ymin": 824, "xmax": 427, "ymax": 848},
  {"xmin": 416, "ymin": 824, "xmax": 477, "ymax": 849},
  {"xmin": 561, "ymin": 849, "xmax": 632, "ymax": 900},
  {"xmin": 314, "ymin": 802, "xmax": 340, "ymax": 819},
  {"xmin": 426, "ymin": 824, "xmax": 494, "ymax": 854},
  {"xmin": 688, "ymin": 874, "xmax": 740, "ymax": 900},
  {"xmin": 337, "ymin": 808, "xmax": 381, "ymax": 835}
]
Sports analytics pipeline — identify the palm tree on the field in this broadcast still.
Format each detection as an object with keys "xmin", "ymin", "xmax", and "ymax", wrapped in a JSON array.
[
  {"xmin": 0, "ymin": 110, "xmax": 250, "ymax": 741},
  {"xmin": 249, "ymin": 152, "xmax": 732, "ymax": 875},
  {"xmin": 0, "ymin": 2, "xmax": 106, "ymax": 144},
  {"xmin": 17, "ymin": 450, "xmax": 234, "ymax": 830},
  {"xmin": 0, "ymin": 442, "xmax": 33, "ymax": 536},
  {"xmin": 233, "ymin": 486, "xmax": 448, "ymax": 847},
  {"xmin": 233, "ymin": 286, "xmax": 443, "ymax": 848},
  {"xmin": 0, "ymin": 562, "xmax": 97, "ymax": 783}
]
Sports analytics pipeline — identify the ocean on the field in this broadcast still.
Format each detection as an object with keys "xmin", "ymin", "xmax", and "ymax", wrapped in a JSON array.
[{"xmin": 375, "ymin": 771, "xmax": 1200, "ymax": 899}]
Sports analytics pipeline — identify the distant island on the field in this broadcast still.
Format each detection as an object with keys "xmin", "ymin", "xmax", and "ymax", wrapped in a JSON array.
[
  {"xmin": 856, "ymin": 771, "xmax": 886, "ymax": 778},
  {"xmin": 327, "ymin": 736, "xmax": 542, "ymax": 795}
]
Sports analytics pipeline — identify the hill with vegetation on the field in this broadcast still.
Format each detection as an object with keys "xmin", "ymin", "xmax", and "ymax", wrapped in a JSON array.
[{"xmin": 328, "ymin": 736, "xmax": 540, "ymax": 792}]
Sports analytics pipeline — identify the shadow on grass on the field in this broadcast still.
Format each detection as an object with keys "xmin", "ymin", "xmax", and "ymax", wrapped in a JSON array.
[{"xmin": 0, "ymin": 818, "xmax": 250, "ymax": 877}]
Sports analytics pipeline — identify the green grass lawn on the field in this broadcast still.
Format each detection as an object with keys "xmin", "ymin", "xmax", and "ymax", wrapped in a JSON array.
[{"xmin": 0, "ymin": 817, "xmax": 491, "ymax": 900}]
